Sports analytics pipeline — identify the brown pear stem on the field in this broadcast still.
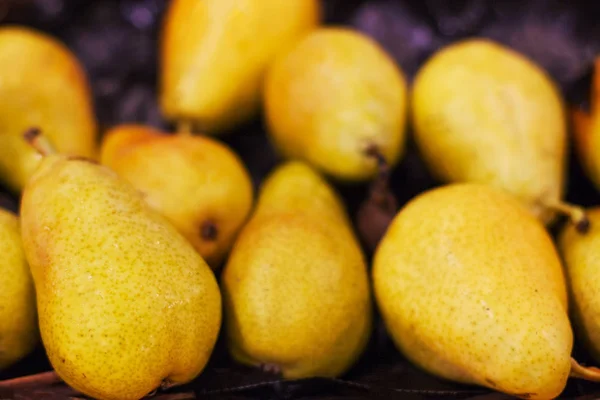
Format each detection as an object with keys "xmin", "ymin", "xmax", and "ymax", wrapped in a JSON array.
[
  {"xmin": 177, "ymin": 121, "xmax": 193, "ymax": 136},
  {"xmin": 356, "ymin": 145, "xmax": 398, "ymax": 251},
  {"xmin": 200, "ymin": 221, "xmax": 218, "ymax": 241},
  {"xmin": 570, "ymin": 358, "xmax": 600, "ymax": 381},
  {"xmin": 23, "ymin": 127, "xmax": 56, "ymax": 156},
  {"xmin": 545, "ymin": 201, "xmax": 590, "ymax": 233},
  {"xmin": 0, "ymin": 370, "xmax": 61, "ymax": 390},
  {"xmin": 364, "ymin": 144, "xmax": 396, "ymax": 211}
]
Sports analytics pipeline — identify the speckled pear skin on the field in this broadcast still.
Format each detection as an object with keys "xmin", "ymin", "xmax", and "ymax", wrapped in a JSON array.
[
  {"xmin": 221, "ymin": 161, "xmax": 372, "ymax": 379},
  {"xmin": 20, "ymin": 154, "xmax": 222, "ymax": 400},
  {"xmin": 0, "ymin": 209, "xmax": 38, "ymax": 371},
  {"xmin": 411, "ymin": 39, "xmax": 566, "ymax": 225},
  {"xmin": 264, "ymin": 28, "xmax": 407, "ymax": 182},
  {"xmin": 100, "ymin": 124, "xmax": 254, "ymax": 268},
  {"xmin": 559, "ymin": 208, "xmax": 600, "ymax": 363},
  {"xmin": 0, "ymin": 26, "xmax": 97, "ymax": 193},
  {"xmin": 373, "ymin": 183, "xmax": 572, "ymax": 400}
]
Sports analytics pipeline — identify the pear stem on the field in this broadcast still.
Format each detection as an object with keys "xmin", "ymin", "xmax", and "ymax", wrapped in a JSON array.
[
  {"xmin": 545, "ymin": 201, "xmax": 590, "ymax": 233},
  {"xmin": 177, "ymin": 121, "xmax": 193, "ymax": 136},
  {"xmin": 23, "ymin": 127, "xmax": 56, "ymax": 157},
  {"xmin": 0, "ymin": 370, "xmax": 61, "ymax": 390},
  {"xmin": 570, "ymin": 358, "xmax": 600, "ymax": 381},
  {"xmin": 356, "ymin": 144, "xmax": 398, "ymax": 252}
]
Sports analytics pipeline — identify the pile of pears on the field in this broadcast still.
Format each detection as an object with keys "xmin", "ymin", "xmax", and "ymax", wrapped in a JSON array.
[{"xmin": 4, "ymin": 1, "xmax": 600, "ymax": 399}]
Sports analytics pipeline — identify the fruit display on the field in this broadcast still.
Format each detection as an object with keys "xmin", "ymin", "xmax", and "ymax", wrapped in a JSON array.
[{"xmin": 3, "ymin": 2, "xmax": 600, "ymax": 400}]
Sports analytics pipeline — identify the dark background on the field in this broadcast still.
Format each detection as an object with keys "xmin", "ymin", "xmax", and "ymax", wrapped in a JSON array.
[{"xmin": 2, "ymin": 0, "xmax": 600, "ymax": 399}]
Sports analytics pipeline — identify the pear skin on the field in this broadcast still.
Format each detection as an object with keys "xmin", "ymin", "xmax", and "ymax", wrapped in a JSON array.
[
  {"xmin": 0, "ymin": 209, "xmax": 38, "ymax": 371},
  {"xmin": 373, "ymin": 183, "xmax": 575, "ymax": 399},
  {"xmin": 20, "ymin": 134, "xmax": 221, "ymax": 400},
  {"xmin": 221, "ymin": 161, "xmax": 372, "ymax": 379},
  {"xmin": 0, "ymin": 26, "xmax": 97, "ymax": 193},
  {"xmin": 559, "ymin": 208, "xmax": 600, "ymax": 363},
  {"xmin": 411, "ymin": 38, "xmax": 572, "ymax": 226},
  {"xmin": 160, "ymin": 0, "xmax": 321, "ymax": 134},
  {"xmin": 264, "ymin": 28, "xmax": 407, "ymax": 182},
  {"xmin": 571, "ymin": 58, "xmax": 600, "ymax": 191},
  {"xmin": 100, "ymin": 124, "xmax": 254, "ymax": 268}
]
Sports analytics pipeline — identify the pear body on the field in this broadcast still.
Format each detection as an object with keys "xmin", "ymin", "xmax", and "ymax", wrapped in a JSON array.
[
  {"xmin": 100, "ymin": 124, "xmax": 254, "ymax": 268},
  {"xmin": 559, "ymin": 208, "xmax": 600, "ymax": 363},
  {"xmin": 373, "ymin": 183, "xmax": 572, "ymax": 399},
  {"xmin": 411, "ymin": 39, "xmax": 566, "ymax": 224},
  {"xmin": 160, "ymin": 0, "xmax": 320, "ymax": 134},
  {"xmin": 0, "ymin": 209, "xmax": 38, "ymax": 371},
  {"xmin": 20, "ymin": 154, "xmax": 221, "ymax": 400},
  {"xmin": 264, "ymin": 28, "xmax": 407, "ymax": 182},
  {"xmin": 0, "ymin": 26, "xmax": 97, "ymax": 193},
  {"xmin": 221, "ymin": 162, "xmax": 372, "ymax": 378}
]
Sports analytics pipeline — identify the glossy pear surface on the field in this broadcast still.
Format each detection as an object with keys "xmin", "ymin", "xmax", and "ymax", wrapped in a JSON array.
[
  {"xmin": 100, "ymin": 124, "xmax": 254, "ymax": 268},
  {"xmin": 0, "ymin": 209, "xmax": 38, "ymax": 371},
  {"xmin": 0, "ymin": 26, "xmax": 97, "ymax": 193},
  {"xmin": 160, "ymin": 0, "xmax": 321, "ymax": 134},
  {"xmin": 265, "ymin": 28, "xmax": 407, "ymax": 182},
  {"xmin": 221, "ymin": 162, "xmax": 372, "ymax": 379},
  {"xmin": 411, "ymin": 39, "xmax": 566, "ymax": 224},
  {"xmin": 373, "ymin": 183, "xmax": 572, "ymax": 399},
  {"xmin": 20, "ymin": 154, "xmax": 221, "ymax": 400}
]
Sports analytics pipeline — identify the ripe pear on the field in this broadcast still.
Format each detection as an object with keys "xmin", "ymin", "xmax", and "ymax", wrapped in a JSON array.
[
  {"xmin": 559, "ymin": 208, "xmax": 600, "ymax": 365},
  {"xmin": 0, "ymin": 209, "xmax": 38, "ymax": 371},
  {"xmin": 572, "ymin": 58, "xmax": 600, "ymax": 191},
  {"xmin": 264, "ymin": 28, "xmax": 408, "ymax": 182},
  {"xmin": 221, "ymin": 161, "xmax": 372, "ymax": 379},
  {"xmin": 100, "ymin": 124, "xmax": 254, "ymax": 268},
  {"xmin": 411, "ymin": 38, "xmax": 575, "ymax": 226},
  {"xmin": 20, "ymin": 131, "xmax": 221, "ymax": 400},
  {"xmin": 160, "ymin": 0, "xmax": 321, "ymax": 134},
  {"xmin": 373, "ymin": 183, "xmax": 597, "ymax": 399},
  {"xmin": 0, "ymin": 26, "xmax": 97, "ymax": 193}
]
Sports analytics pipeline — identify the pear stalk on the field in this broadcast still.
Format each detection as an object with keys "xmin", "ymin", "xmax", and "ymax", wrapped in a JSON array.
[
  {"xmin": 544, "ymin": 201, "xmax": 590, "ymax": 233},
  {"xmin": 570, "ymin": 358, "xmax": 600, "ymax": 381},
  {"xmin": 356, "ymin": 145, "xmax": 398, "ymax": 251},
  {"xmin": 23, "ymin": 127, "xmax": 56, "ymax": 157},
  {"xmin": 177, "ymin": 121, "xmax": 193, "ymax": 136}
]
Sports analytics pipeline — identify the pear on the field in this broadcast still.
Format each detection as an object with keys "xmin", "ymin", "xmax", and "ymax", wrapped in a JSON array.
[
  {"xmin": 572, "ymin": 58, "xmax": 600, "ymax": 191},
  {"xmin": 100, "ymin": 124, "xmax": 254, "ymax": 268},
  {"xmin": 264, "ymin": 27, "xmax": 408, "ymax": 183},
  {"xmin": 20, "ymin": 130, "xmax": 221, "ymax": 400},
  {"xmin": 411, "ymin": 38, "xmax": 582, "ymax": 227},
  {"xmin": 221, "ymin": 161, "xmax": 372, "ymax": 379},
  {"xmin": 160, "ymin": 0, "xmax": 321, "ymax": 134},
  {"xmin": 373, "ymin": 183, "xmax": 600, "ymax": 399},
  {"xmin": 559, "ymin": 207, "xmax": 600, "ymax": 365},
  {"xmin": 0, "ymin": 209, "xmax": 38, "ymax": 371},
  {"xmin": 0, "ymin": 26, "xmax": 97, "ymax": 193}
]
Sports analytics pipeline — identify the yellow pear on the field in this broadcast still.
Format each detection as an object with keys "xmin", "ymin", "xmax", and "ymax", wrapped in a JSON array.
[
  {"xmin": 100, "ymin": 124, "xmax": 254, "ymax": 268},
  {"xmin": 0, "ymin": 26, "xmax": 97, "ymax": 193},
  {"xmin": 221, "ymin": 161, "xmax": 372, "ymax": 379},
  {"xmin": 411, "ymin": 38, "xmax": 576, "ymax": 226},
  {"xmin": 160, "ymin": 0, "xmax": 321, "ymax": 134},
  {"xmin": 264, "ymin": 27, "xmax": 408, "ymax": 182},
  {"xmin": 20, "ymin": 131, "xmax": 221, "ymax": 400},
  {"xmin": 572, "ymin": 58, "xmax": 600, "ymax": 191},
  {"xmin": 559, "ymin": 207, "xmax": 600, "ymax": 364},
  {"xmin": 373, "ymin": 183, "xmax": 596, "ymax": 399},
  {"xmin": 0, "ymin": 209, "xmax": 38, "ymax": 371}
]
